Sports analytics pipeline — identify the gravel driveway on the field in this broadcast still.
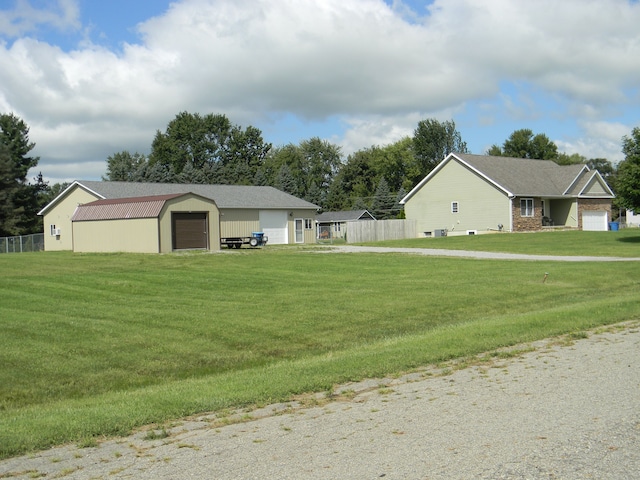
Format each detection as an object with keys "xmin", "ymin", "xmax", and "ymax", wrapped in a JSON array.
[
  {"xmin": 327, "ymin": 245, "xmax": 640, "ymax": 261},
  {"xmin": 2, "ymin": 322, "xmax": 638, "ymax": 479}
]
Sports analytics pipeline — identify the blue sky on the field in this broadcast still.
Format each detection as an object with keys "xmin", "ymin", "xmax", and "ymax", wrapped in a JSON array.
[{"xmin": 0, "ymin": 0, "xmax": 639, "ymax": 184}]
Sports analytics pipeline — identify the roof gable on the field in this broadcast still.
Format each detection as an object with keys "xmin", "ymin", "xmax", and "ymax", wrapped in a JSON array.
[
  {"xmin": 577, "ymin": 171, "xmax": 615, "ymax": 197},
  {"xmin": 316, "ymin": 210, "xmax": 376, "ymax": 222}
]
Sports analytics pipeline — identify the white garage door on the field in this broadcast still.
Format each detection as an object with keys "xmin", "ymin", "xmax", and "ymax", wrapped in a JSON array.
[
  {"xmin": 260, "ymin": 210, "xmax": 288, "ymax": 244},
  {"xmin": 582, "ymin": 211, "xmax": 607, "ymax": 231}
]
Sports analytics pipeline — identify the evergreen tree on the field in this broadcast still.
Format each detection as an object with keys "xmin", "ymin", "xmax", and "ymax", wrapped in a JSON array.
[
  {"xmin": 275, "ymin": 163, "xmax": 297, "ymax": 195},
  {"xmin": 0, "ymin": 113, "xmax": 45, "ymax": 235},
  {"xmin": 371, "ymin": 177, "xmax": 394, "ymax": 219}
]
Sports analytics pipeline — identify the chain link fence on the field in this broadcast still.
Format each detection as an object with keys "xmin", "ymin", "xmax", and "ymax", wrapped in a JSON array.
[{"xmin": 0, "ymin": 233, "xmax": 45, "ymax": 253}]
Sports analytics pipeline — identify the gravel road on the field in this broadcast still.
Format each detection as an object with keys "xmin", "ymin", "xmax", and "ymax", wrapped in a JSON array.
[
  {"xmin": 327, "ymin": 245, "xmax": 640, "ymax": 262},
  {"xmin": 2, "ymin": 322, "xmax": 638, "ymax": 479}
]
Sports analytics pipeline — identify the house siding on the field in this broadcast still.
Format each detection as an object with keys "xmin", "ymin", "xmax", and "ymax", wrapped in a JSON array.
[
  {"xmin": 582, "ymin": 177, "xmax": 609, "ymax": 196},
  {"xmin": 220, "ymin": 209, "xmax": 260, "ymax": 238},
  {"xmin": 43, "ymin": 187, "xmax": 100, "ymax": 251},
  {"xmin": 288, "ymin": 210, "xmax": 317, "ymax": 244},
  {"xmin": 404, "ymin": 159, "xmax": 510, "ymax": 235},
  {"xmin": 73, "ymin": 218, "xmax": 160, "ymax": 253}
]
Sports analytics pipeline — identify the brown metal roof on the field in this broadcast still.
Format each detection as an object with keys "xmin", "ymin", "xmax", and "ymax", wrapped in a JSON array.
[{"xmin": 71, "ymin": 193, "xmax": 184, "ymax": 222}]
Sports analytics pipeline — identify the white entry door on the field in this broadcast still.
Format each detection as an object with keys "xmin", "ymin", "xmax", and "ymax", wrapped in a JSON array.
[
  {"xmin": 582, "ymin": 211, "xmax": 607, "ymax": 231},
  {"xmin": 260, "ymin": 210, "xmax": 288, "ymax": 244}
]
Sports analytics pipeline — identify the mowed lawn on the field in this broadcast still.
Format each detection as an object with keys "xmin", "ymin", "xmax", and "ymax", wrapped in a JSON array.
[
  {"xmin": 363, "ymin": 228, "xmax": 640, "ymax": 256},
  {"xmin": 1, "ymin": 229, "xmax": 640, "ymax": 458}
]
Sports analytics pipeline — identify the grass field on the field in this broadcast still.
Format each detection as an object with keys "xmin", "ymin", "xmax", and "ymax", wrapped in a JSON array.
[
  {"xmin": 1, "ymin": 229, "xmax": 640, "ymax": 458},
  {"xmin": 362, "ymin": 228, "xmax": 640, "ymax": 256}
]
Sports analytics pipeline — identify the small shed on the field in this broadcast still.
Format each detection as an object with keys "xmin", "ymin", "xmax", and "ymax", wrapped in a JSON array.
[
  {"xmin": 71, "ymin": 193, "xmax": 220, "ymax": 253},
  {"xmin": 316, "ymin": 210, "xmax": 376, "ymax": 239}
]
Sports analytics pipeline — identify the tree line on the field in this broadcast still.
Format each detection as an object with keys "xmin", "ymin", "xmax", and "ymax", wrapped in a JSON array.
[
  {"xmin": 1, "ymin": 110, "xmax": 640, "ymax": 237},
  {"xmin": 103, "ymin": 113, "xmax": 470, "ymax": 219}
]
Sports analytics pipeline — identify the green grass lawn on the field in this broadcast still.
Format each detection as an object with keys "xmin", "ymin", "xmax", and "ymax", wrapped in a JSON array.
[
  {"xmin": 363, "ymin": 228, "xmax": 640, "ymax": 256},
  {"xmin": 1, "ymin": 231, "xmax": 640, "ymax": 458}
]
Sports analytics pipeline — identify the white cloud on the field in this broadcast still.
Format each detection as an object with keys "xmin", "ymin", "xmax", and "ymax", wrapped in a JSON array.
[
  {"xmin": 0, "ymin": 0, "xmax": 638, "ymax": 181},
  {"xmin": 0, "ymin": 0, "xmax": 80, "ymax": 37},
  {"xmin": 556, "ymin": 121, "xmax": 631, "ymax": 164}
]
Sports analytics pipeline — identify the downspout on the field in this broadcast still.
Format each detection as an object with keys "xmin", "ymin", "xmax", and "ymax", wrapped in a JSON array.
[{"xmin": 508, "ymin": 195, "xmax": 515, "ymax": 232}]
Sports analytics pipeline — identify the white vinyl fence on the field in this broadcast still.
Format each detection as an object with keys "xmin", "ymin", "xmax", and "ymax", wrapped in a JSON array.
[
  {"xmin": 346, "ymin": 219, "xmax": 416, "ymax": 243},
  {"xmin": 0, "ymin": 233, "xmax": 45, "ymax": 253}
]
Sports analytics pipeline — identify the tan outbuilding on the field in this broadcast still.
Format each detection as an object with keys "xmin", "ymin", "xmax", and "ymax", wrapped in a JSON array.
[
  {"xmin": 38, "ymin": 180, "xmax": 319, "ymax": 252},
  {"xmin": 71, "ymin": 193, "xmax": 219, "ymax": 253}
]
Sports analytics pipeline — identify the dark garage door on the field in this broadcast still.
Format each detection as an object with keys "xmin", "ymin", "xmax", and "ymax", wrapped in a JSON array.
[{"xmin": 172, "ymin": 213, "xmax": 208, "ymax": 250}]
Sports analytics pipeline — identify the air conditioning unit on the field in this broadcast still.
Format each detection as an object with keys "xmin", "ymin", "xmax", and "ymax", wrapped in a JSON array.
[
  {"xmin": 434, "ymin": 228, "xmax": 447, "ymax": 237},
  {"xmin": 54, "ymin": 228, "xmax": 61, "ymax": 236},
  {"xmin": 466, "ymin": 230, "xmax": 477, "ymax": 235}
]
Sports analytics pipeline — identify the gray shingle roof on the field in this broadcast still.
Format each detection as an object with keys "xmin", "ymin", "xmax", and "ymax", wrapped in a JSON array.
[
  {"xmin": 455, "ymin": 153, "xmax": 587, "ymax": 197},
  {"xmin": 75, "ymin": 181, "xmax": 320, "ymax": 210},
  {"xmin": 316, "ymin": 210, "xmax": 376, "ymax": 222}
]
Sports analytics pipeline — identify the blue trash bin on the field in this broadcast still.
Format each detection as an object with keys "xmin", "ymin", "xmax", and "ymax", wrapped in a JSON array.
[{"xmin": 609, "ymin": 222, "xmax": 619, "ymax": 231}]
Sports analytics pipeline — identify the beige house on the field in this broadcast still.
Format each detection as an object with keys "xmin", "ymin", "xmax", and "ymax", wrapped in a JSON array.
[
  {"xmin": 39, "ymin": 181, "xmax": 319, "ymax": 253},
  {"xmin": 401, "ymin": 153, "xmax": 615, "ymax": 236}
]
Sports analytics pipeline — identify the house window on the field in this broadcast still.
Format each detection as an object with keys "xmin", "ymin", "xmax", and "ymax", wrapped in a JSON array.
[
  {"xmin": 50, "ymin": 224, "xmax": 57, "ymax": 236},
  {"xmin": 451, "ymin": 201, "xmax": 459, "ymax": 214},
  {"xmin": 520, "ymin": 198, "xmax": 534, "ymax": 217},
  {"xmin": 304, "ymin": 218, "xmax": 313, "ymax": 229},
  {"xmin": 335, "ymin": 222, "xmax": 341, "ymax": 232}
]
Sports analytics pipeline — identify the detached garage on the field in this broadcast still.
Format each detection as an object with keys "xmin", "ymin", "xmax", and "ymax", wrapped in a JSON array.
[
  {"xmin": 71, "ymin": 193, "xmax": 220, "ymax": 253},
  {"xmin": 39, "ymin": 181, "xmax": 319, "ymax": 252}
]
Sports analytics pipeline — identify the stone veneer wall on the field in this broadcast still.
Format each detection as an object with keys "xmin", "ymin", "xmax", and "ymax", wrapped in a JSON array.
[
  {"xmin": 577, "ymin": 198, "xmax": 611, "ymax": 230},
  {"xmin": 512, "ymin": 197, "xmax": 543, "ymax": 232}
]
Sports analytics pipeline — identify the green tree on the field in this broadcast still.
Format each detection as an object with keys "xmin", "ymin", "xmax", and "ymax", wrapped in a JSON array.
[
  {"xmin": 224, "ymin": 125, "xmax": 272, "ymax": 185},
  {"xmin": 103, "ymin": 151, "xmax": 148, "ymax": 181},
  {"xmin": 0, "ymin": 113, "xmax": 44, "ymax": 236},
  {"xmin": 149, "ymin": 112, "xmax": 232, "ymax": 176},
  {"xmin": 616, "ymin": 127, "xmax": 640, "ymax": 212},
  {"xmin": 275, "ymin": 163, "xmax": 297, "ymax": 195},
  {"xmin": 586, "ymin": 158, "xmax": 615, "ymax": 185},
  {"xmin": 368, "ymin": 137, "xmax": 413, "ymax": 192},
  {"xmin": 411, "ymin": 119, "xmax": 468, "ymax": 184},
  {"xmin": 556, "ymin": 153, "xmax": 586, "ymax": 165},
  {"xmin": 489, "ymin": 128, "xmax": 558, "ymax": 160},
  {"xmin": 299, "ymin": 137, "xmax": 342, "ymax": 195},
  {"xmin": 264, "ymin": 144, "xmax": 305, "ymax": 197},
  {"xmin": 338, "ymin": 149, "xmax": 377, "ymax": 209},
  {"xmin": 0, "ymin": 144, "xmax": 20, "ymax": 235},
  {"xmin": 370, "ymin": 177, "xmax": 395, "ymax": 219},
  {"xmin": 262, "ymin": 139, "xmax": 342, "ymax": 207}
]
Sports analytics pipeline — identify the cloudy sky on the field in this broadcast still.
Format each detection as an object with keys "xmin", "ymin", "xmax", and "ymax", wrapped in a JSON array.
[{"xmin": 1, "ymin": 0, "xmax": 639, "ymax": 184}]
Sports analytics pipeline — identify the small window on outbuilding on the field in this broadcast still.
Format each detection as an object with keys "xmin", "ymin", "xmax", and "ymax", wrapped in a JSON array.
[
  {"xmin": 451, "ymin": 201, "xmax": 459, "ymax": 214},
  {"xmin": 305, "ymin": 218, "xmax": 313, "ymax": 229},
  {"xmin": 50, "ymin": 224, "xmax": 57, "ymax": 236}
]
